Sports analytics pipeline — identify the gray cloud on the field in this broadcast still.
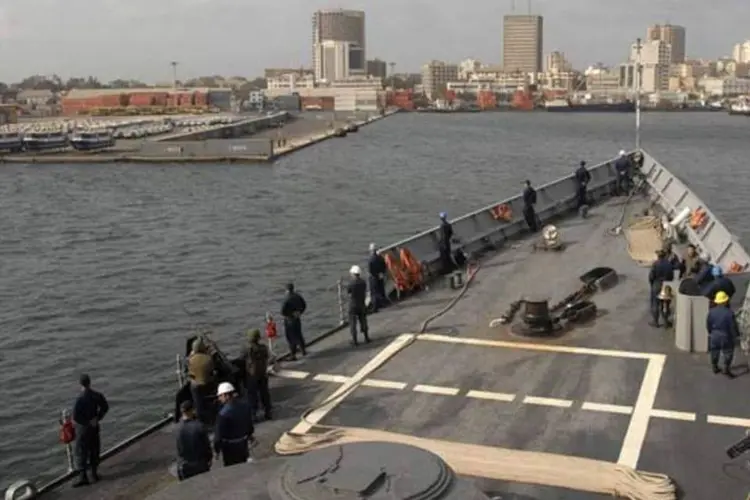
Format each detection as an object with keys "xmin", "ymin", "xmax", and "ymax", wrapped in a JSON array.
[{"xmin": 0, "ymin": 0, "xmax": 744, "ymax": 81}]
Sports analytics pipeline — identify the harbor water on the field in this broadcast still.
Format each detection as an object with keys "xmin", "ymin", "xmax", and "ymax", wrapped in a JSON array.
[{"xmin": 1, "ymin": 111, "xmax": 749, "ymax": 488}]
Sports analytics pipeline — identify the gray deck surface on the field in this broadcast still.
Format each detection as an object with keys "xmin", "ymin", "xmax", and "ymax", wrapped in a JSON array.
[{"xmin": 47, "ymin": 196, "xmax": 750, "ymax": 499}]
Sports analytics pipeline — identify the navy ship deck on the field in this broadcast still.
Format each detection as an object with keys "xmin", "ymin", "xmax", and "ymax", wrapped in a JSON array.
[{"xmin": 44, "ymin": 194, "xmax": 750, "ymax": 499}]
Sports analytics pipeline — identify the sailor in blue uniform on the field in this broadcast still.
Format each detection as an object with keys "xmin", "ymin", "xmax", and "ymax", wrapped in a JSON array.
[
  {"xmin": 574, "ymin": 160, "xmax": 591, "ymax": 209},
  {"xmin": 72, "ymin": 374, "xmax": 109, "ymax": 487},
  {"xmin": 213, "ymin": 382, "xmax": 254, "ymax": 466},
  {"xmin": 438, "ymin": 212, "xmax": 454, "ymax": 273},
  {"xmin": 522, "ymin": 180, "xmax": 539, "ymax": 232},
  {"xmin": 281, "ymin": 283, "xmax": 307, "ymax": 360},
  {"xmin": 367, "ymin": 243, "xmax": 388, "ymax": 311},
  {"xmin": 176, "ymin": 400, "xmax": 212, "ymax": 481},
  {"xmin": 614, "ymin": 150, "xmax": 632, "ymax": 195},
  {"xmin": 347, "ymin": 265, "xmax": 370, "ymax": 345},
  {"xmin": 706, "ymin": 291, "xmax": 739, "ymax": 378},
  {"xmin": 703, "ymin": 266, "xmax": 736, "ymax": 302},
  {"xmin": 648, "ymin": 250, "xmax": 674, "ymax": 327}
]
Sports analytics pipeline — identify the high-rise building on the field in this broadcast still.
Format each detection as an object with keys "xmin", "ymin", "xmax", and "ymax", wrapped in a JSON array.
[
  {"xmin": 546, "ymin": 51, "xmax": 571, "ymax": 73},
  {"xmin": 312, "ymin": 9, "xmax": 366, "ymax": 83},
  {"xmin": 627, "ymin": 39, "xmax": 671, "ymax": 92},
  {"xmin": 421, "ymin": 61, "xmax": 459, "ymax": 99},
  {"xmin": 647, "ymin": 24, "xmax": 686, "ymax": 63},
  {"xmin": 733, "ymin": 41, "xmax": 750, "ymax": 63},
  {"xmin": 503, "ymin": 15, "xmax": 543, "ymax": 74},
  {"xmin": 366, "ymin": 59, "xmax": 387, "ymax": 79}
]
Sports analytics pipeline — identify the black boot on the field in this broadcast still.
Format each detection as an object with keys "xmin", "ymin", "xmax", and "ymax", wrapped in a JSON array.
[
  {"xmin": 724, "ymin": 367, "xmax": 736, "ymax": 379},
  {"xmin": 363, "ymin": 333, "xmax": 371, "ymax": 344},
  {"xmin": 72, "ymin": 472, "xmax": 89, "ymax": 488},
  {"xmin": 91, "ymin": 469, "xmax": 100, "ymax": 482},
  {"xmin": 712, "ymin": 364, "xmax": 721, "ymax": 374}
]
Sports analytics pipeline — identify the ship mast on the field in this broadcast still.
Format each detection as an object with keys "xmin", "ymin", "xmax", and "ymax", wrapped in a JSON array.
[{"xmin": 635, "ymin": 38, "xmax": 642, "ymax": 150}]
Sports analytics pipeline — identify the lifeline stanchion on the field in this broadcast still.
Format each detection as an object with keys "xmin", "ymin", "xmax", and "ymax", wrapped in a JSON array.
[{"xmin": 336, "ymin": 279, "xmax": 346, "ymax": 326}]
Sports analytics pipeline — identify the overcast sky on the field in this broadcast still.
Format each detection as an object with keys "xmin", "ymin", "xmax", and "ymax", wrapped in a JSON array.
[{"xmin": 0, "ymin": 0, "xmax": 746, "ymax": 82}]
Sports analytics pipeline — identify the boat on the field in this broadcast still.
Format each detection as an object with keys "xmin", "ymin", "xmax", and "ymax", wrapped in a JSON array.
[
  {"xmin": 0, "ymin": 131, "xmax": 24, "ymax": 153},
  {"xmin": 69, "ymin": 130, "xmax": 116, "ymax": 151},
  {"xmin": 345, "ymin": 122, "xmax": 359, "ymax": 133},
  {"xmin": 728, "ymin": 99, "xmax": 750, "ymax": 116},
  {"xmin": 333, "ymin": 127, "xmax": 347, "ymax": 137},
  {"xmin": 7, "ymin": 92, "xmax": 750, "ymax": 498},
  {"xmin": 545, "ymin": 98, "xmax": 636, "ymax": 112},
  {"xmin": 22, "ymin": 131, "xmax": 69, "ymax": 151}
]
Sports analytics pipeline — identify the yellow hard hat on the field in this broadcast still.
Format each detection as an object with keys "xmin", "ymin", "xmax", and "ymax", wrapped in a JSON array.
[{"xmin": 714, "ymin": 291, "xmax": 729, "ymax": 304}]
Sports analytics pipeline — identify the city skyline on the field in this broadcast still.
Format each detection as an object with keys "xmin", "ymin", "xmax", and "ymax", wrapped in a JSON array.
[{"xmin": 0, "ymin": 0, "xmax": 748, "ymax": 81}]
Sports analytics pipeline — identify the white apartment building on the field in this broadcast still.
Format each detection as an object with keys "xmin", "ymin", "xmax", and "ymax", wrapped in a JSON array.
[
  {"xmin": 700, "ymin": 76, "xmax": 750, "ymax": 96},
  {"xmin": 421, "ymin": 61, "xmax": 459, "ymax": 99},
  {"xmin": 630, "ymin": 40, "xmax": 671, "ymax": 92},
  {"xmin": 458, "ymin": 59, "xmax": 483, "ymax": 80},
  {"xmin": 265, "ymin": 73, "xmax": 316, "ymax": 97},
  {"xmin": 733, "ymin": 41, "xmax": 750, "ymax": 63},
  {"xmin": 314, "ymin": 40, "xmax": 366, "ymax": 83}
]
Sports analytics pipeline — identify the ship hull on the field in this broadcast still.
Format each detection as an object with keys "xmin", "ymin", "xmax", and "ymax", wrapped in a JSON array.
[
  {"xmin": 70, "ymin": 139, "xmax": 116, "ymax": 151},
  {"xmin": 546, "ymin": 103, "xmax": 636, "ymax": 112}
]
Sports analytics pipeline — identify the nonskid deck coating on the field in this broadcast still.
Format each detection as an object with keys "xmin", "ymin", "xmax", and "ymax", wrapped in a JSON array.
[{"xmin": 44, "ymin": 197, "xmax": 750, "ymax": 499}]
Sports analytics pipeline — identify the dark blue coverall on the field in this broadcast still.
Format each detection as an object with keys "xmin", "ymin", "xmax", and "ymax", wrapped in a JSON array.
[
  {"xmin": 704, "ymin": 276, "xmax": 736, "ymax": 302},
  {"xmin": 281, "ymin": 290, "xmax": 307, "ymax": 359},
  {"xmin": 706, "ymin": 305, "xmax": 739, "ymax": 375},
  {"xmin": 213, "ymin": 398, "xmax": 253, "ymax": 466},
  {"xmin": 347, "ymin": 275, "xmax": 370, "ymax": 345},
  {"xmin": 439, "ymin": 218, "xmax": 454, "ymax": 274},
  {"xmin": 574, "ymin": 162, "xmax": 591, "ymax": 209},
  {"xmin": 614, "ymin": 156, "xmax": 632, "ymax": 195},
  {"xmin": 368, "ymin": 252, "xmax": 387, "ymax": 311},
  {"xmin": 523, "ymin": 186, "xmax": 539, "ymax": 232},
  {"xmin": 648, "ymin": 256, "xmax": 674, "ymax": 327},
  {"xmin": 72, "ymin": 389, "xmax": 109, "ymax": 483},
  {"xmin": 177, "ymin": 418, "xmax": 212, "ymax": 480}
]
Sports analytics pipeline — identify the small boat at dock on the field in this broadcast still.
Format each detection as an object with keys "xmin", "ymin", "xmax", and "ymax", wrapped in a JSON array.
[
  {"xmin": 22, "ymin": 131, "xmax": 69, "ymax": 151},
  {"xmin": 0, "ymin": 131, "xmax": 24, "ymax": 153},
  {"xmin": 70, "ymin": 130, "xmax": 116, "ymax": 151}
]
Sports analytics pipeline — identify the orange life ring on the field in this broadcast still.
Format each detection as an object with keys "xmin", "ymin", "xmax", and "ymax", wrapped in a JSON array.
[
  {"xmin": 384, "ymin": 253, "xmax": 410, "ymax": 292},
  {"xmin": 399, "ymin": 247, "xmax": 423, "ymax": 288},
  {"xmin": 728, "ymin": 261, "xmax": 745, "ymax": 274},
  {"xmin": 689, "ymin": 208, "xmax": 707, "ymax": 230},
  {"xmin": 490, "ymin": 203, "xmax": 513, "ymax": 222}
]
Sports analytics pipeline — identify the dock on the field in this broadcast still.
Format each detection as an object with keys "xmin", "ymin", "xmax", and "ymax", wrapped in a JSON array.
[{"xmin": 0, "ymin": 110, "xmax": 399, "ymax": 165}]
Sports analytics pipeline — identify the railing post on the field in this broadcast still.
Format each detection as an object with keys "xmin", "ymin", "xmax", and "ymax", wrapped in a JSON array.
[
  {"xmin": 176, "ymin": 354, "xmax": 184, "ymax": 388},
  {"xmin": 337, "ymin": 279, "xmax": 346, "ymax": 325},
  {"xmin": 61, "ymin": 409, "xmax": 74, "ymax": 473}
]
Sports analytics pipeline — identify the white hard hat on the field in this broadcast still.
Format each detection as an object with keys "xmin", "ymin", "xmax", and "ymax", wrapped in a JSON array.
[
  {"xmin": 369, "ymin": 242, "xmax": 376, "ymax": 252},
  {"xmin": 217, "ymin": 382, "xmax": 235, "ymax": 396},
  {"xmin": 619, "ymin": 150, "xmax": 626, "ymax": 156},
  {"xmin": 350, "ymin": 265, "xmax": 361, "ymax": 275}
]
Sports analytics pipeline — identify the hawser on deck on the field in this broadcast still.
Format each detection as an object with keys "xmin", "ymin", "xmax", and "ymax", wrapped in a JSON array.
[{"xmin": 9, "ymin": 151, "xmax": 750, "ymax": 499}]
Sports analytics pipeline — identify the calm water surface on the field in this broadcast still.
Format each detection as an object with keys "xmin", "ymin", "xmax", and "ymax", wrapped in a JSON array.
[{"xmin": 1, "ymin": 112, "xmax": 749, "ymax": 487}]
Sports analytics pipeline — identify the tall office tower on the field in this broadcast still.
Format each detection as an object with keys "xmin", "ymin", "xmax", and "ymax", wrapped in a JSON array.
[
  {"xmin": 647, "ymin": 24, "xmax": 686, "ymax": 63},
  {"xmin": 312, "ymin": 9, "xmax": 366, "ymax": 82},
  {"xmin": 503, "ymin": 15, "xmax": 543, "ymax": 74}
]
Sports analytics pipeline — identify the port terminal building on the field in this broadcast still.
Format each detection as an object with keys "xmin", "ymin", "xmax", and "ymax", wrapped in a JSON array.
[{"xmin": 60, "ymin": 88, "xmax": 233, "ymax": 116}]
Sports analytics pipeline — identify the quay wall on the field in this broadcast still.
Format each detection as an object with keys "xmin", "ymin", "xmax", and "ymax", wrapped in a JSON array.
[
  {"xmin": 137, "ymin": 138, "xmax": 273, "ymax": 158},
  {"xmin": 154, "ymin": 112, "xmax": 290, "ymax": 142}
]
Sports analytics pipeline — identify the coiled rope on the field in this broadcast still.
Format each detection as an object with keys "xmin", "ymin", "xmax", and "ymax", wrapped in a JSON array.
[{"xmin": 274, "ymin": 260, "xmax": 677, "ymax": 499}]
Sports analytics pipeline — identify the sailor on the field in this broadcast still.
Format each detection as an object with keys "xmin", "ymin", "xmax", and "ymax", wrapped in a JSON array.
[
  {"xmin": 522, "ymin": 180, "xmax": 539, "ymax": 232},
  {"xmin": 347, "ymin": 265, "xmax": 370, "ymax": 345},
  {"xmin": 704, "ymin": 266, "xmax": 736, "ymax": 303},
  {"xmin": 176, "ymin": 400, "xmax": 212, "ymax": 481},
  {"xmin": 706, "ymin": 291, "xmax": 739, "ymax": 378},
  {"xmin": 281, "ymin": 283, "xmax": 307, "ymax": 360},
  {"xmin": 438, "ymin": 212, "xmax": 455, "ymax": 273},
  {"xmin": 72, "ymin": 374, "xmax": 109, "ymax": 487},
  {"xmin": 574, "ymin": 160, "xmax": 591, "ymax": 209},
  {"xmin": 213, "ymin": 382, "xmax": 254, "ymax": 466},
  {"xmin": 368, "ymin": 243, "xmax": 388, "ymax": 311},
  {"xmin": 648, "ymin": 249, "xmax": 675, "ymax": 327},
  {"xmin": 187, "ymin": 338, "xmax": 215, "ymax": 425},
  {"xmin": 241, "ymin": 329, "xmax": 272, "ymax": 421},
  {"xmin": 679, "ymin": 244, "xmax": 703, "ymax": 279},
  {"xmin": 614, "ymin": 150, "xmax": 632, "ymax": 195}
]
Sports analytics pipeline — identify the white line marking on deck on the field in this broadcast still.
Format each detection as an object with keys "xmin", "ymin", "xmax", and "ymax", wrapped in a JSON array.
[
  {"xmin": 617, "ymin": 354, "xmax": 666, "ymax": 469},
  {"xmin": 523, "ymin": 396, "xmax": 573, "ymax": 408},
  {"xmin": 466, "ymin": 390, "xmax": 516, "ymax": 402},
  {"xmin": 707, "ymin": 415, "xmax": 750, "ymax": 427},
  {"xmin": 361, "ymin": 379, "xmax": 408, "ymax": 390},
  {"xmin": 274, "ymin": 369, "xmax": 309, "ymax": 379},
  {"xmin": 651, "ymin": 409, "xmax": 696, "ymax": 422},
  {"xmin": 413, "ymin": 384, "xmax": 460, "ymax": 396},
  {"xmin": 289, "ymin": 333, "xmax": 415, "ymax": 435},
  {"xmin": 313, "ymin": 374, "xmax": 350, "ymax": 384},
  {"xmin": 581, "ymin": 402, "xmax": 634, "ymax": 415},
  {"xmin": 416, "ymin": 333, "xmax": 654, "ymax": 360}
]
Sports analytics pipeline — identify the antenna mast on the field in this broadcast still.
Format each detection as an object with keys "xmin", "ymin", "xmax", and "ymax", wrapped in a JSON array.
[
  {"xmin": 527, "ymin": 0, "xmax": 531, "ymax": 14},
  {"xmin": 170, "ymin": 61, "xmax": 179, "ymax": 89},
  {"xmin": 635, "ymin": 38, "xmax": 642, "ymax": 150}
]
